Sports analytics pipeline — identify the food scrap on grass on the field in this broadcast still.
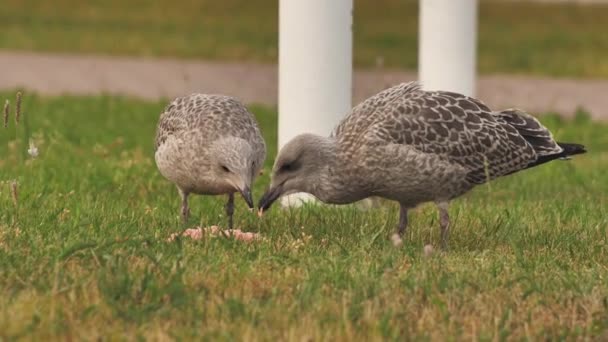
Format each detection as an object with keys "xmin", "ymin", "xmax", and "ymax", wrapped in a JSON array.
[{"xmin": 167, "ymin": 226, "xmax": 261, "ymax": 242}]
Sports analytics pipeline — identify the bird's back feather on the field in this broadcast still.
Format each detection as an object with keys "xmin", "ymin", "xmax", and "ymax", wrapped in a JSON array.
[
  {"xmin": 154, "ymin": 94, "xmax": 265, "ymax": 160},
  {"xmin": 332, "ymin": 82, "xmax": 573, "ymax": 187}
]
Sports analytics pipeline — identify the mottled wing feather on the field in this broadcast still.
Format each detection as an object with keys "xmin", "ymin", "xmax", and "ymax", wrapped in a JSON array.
[
  {"xmin": 331, "ymin": 82, "xmax": 422, "ymax": 140},
  {"xmin": 332, "ymin": 82, "xmax": 425, "ymax": 162},
  {"xmin": 358, "ymin": 82, "xmax": 538, "ymax": 185},
  {"xmin": 155, "ymin": 94, "xmax": 266, "ymax": 166},
  {"xmin": 155, "ymin": 101, "xmax": 187, "ymax": 150},
  {"xmin": 495, "ymin": 109, "xmax": 562, "ymax": 156}
]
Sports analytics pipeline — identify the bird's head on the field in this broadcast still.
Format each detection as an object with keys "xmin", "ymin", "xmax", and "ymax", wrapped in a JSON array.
[
  {"xmin": 258, "ymin": 133, "xmax": 334, "ymax": 212},
  {"xmin": 213, "ymin": 137, "xmax": 258, "ymax": 208}
]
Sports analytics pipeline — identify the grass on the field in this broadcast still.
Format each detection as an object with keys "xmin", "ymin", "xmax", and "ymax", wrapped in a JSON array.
[
  {"xmin": 1, "ymin": 0, "xmax": 608, "ymax": 78},
  {"xmin": 0, "ymin": 91, "xmax": 607, "ymax": 340}
]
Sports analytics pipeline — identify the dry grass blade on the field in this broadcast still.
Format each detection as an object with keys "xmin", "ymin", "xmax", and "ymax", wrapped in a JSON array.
[
  {"xmin": 10, "ymin": 180, "xmax": 18, "ymax": 207},
  {"xmin": 15, "ymin": 91, "xmax": 22, "ymax": 125},
  {"xmin": 3, "ymin": 100, "xmax": 9, "ymax": 128}
]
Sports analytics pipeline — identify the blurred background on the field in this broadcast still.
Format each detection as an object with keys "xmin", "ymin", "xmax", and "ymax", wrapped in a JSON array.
[{"xmin": 1, "ymin": 0, "xmax": 607, "ymax": 119}]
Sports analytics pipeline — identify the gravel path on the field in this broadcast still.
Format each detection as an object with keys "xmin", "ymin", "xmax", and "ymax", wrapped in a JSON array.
[{"xmin": 1, "ymin": 50, "xmax": 607, "ymax": 120}]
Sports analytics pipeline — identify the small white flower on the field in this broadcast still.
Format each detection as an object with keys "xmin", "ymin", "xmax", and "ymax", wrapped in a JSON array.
[{"xmin": 28, "ymin": 140, "xmax": 39, "ymax": 158}]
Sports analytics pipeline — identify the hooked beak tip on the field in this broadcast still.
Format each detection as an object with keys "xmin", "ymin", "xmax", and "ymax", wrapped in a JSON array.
[
  {"xmin": 240, "ymin": 186, "xmax": 254, "ymax": 209},
  {"xmin": 257, "ymin": 184, "xmax": 282, "ymax": 213}
]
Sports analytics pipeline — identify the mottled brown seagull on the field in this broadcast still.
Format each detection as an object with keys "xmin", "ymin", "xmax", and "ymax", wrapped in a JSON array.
[
  {"xmin": 155, "ymin": 94, "xmax": 266, "ymax": 227},
  {"xmin": 259, "ymin": 82, "xmax": 585, "ymax": 249}
]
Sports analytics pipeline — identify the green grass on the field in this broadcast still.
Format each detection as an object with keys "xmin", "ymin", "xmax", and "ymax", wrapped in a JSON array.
[
  {"xmin": 1, "ymin": 91, "xmax": 607, "ymax": 340},
  {"xmin": 2, "ymin": 0, "xmax": 608, "ymax": 78}
]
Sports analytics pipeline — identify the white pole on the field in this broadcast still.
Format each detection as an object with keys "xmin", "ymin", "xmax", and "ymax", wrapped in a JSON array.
[
  {"xmin": 419, "ymin": 0, "xmax": 478, "ymax": 96},
  {"xmin": 278, "ymin": 0, "xmax": 353, "ymax": 207}
]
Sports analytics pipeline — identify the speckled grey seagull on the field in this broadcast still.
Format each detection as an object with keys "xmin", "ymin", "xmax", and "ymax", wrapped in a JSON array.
[
  {"xmin": 155, "ymin": 94, "xmax": 266, "ymax": 227},
  {"xmin": 258, "ymin": 82, "xmax": 585, "ymax": 248}
]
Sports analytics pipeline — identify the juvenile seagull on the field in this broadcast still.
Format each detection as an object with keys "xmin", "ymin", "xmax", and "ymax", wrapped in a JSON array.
[
  {"xmin": 259, "ymin": 82, "xmax": 585, "ymax": 248},
  {"xmin": 155, "ymin": 94, "xmax": 266, "ymax": 227}
]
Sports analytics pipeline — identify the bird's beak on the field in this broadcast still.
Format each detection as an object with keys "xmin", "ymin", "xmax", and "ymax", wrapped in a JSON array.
[
  {"xmin": 257, "ymin": 183, "xmax": 283, "ymax": 214},
  {"xmin": 239, "ymin": 186, "xmax": 254, "ymax": 209}
]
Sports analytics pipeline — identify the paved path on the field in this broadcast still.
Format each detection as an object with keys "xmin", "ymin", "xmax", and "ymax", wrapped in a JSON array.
[{"xmin": 1, "ymin": 50, "xmax": 607, "ymax": 120}]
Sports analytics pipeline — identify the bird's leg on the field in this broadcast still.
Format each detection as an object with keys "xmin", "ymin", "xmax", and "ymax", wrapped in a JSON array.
[
  {"xmin": 391, "ymin": 204, "xmax": 409, "ymax": 247},
  {"xmin": 437, "ymin": 201, "xmax": 450, "ymax": 250},
  {"xmin": 225, "ymin": 193, "xmax": 235, "ymax": 230},
  {"xmin": 397, "ymin": 204, "xmax": 409, "ymax": 236},
  {"xmin": 179, "ymin": 188, "xmax": 190, "ymax": 225}
]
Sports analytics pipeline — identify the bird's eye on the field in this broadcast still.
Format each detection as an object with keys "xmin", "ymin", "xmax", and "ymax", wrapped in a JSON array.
[
  {"xmin": 221, "ymin": 165, "xmax": 230, "ymax": 173},
  {"xmin": 280, "ymin": 162, "xmax": 295, "ymax": 172}
]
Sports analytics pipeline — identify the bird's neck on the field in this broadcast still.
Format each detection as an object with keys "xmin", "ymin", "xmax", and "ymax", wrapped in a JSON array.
[{"xmin": 306, "ymin": 138, "xmax": 363, "ymax": 204}]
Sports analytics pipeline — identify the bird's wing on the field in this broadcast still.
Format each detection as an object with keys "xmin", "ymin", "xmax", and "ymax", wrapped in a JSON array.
[
  {"xmin": 155, "ymin": 97, "xmax": 190, "ymax": 150},
  {"xmin": 331, "ymin": 82, "xmax": 424, "ymax": 139},
  {"xmin": 332, "ymin": 82, "xmax": 425, "ymax": 158},
  {"xmin": 495, "ymin": 108, "xmax": 562, "ymax": 156},
  {"xmin": 155, "ymin": 94, "xmax": 265, "ymax": 155},
  {"xmin": 368, "ymin": 88, "xmax": 538, "ymax": 184}
]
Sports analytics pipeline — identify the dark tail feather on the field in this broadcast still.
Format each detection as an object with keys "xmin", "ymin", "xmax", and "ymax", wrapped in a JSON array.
[
  {"xmin": 525, "ymin": 142, "xmax": 586, "ymax": 169},
  {"xmin": 558, "ymin": 142, "xmax": 587, "ymax": 156}
]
